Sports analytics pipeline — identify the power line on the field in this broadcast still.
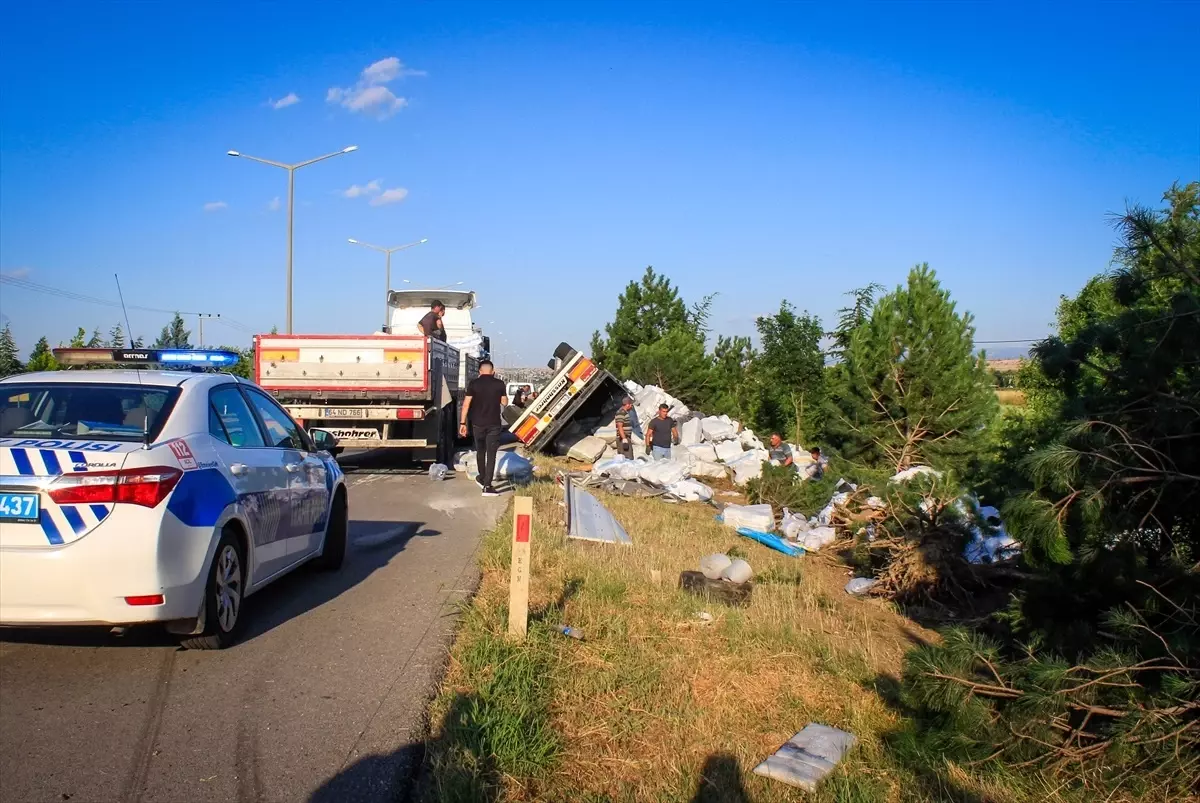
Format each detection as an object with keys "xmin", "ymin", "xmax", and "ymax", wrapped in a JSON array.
[
  {"xmin": 976, "ymin": 338, "xmax": 1042, "ymax": 344},
  {"xmin": 0, "ymin": 275, "xmax": 260, "ymax": 334}
]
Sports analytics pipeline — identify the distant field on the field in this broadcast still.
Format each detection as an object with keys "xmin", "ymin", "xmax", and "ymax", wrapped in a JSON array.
[
  {"xmin": 987, "ymin": 358, "xmax": 1023, "ymax": 373},
  {"xmin": 996, "ymin": 388, "xmax": 1026, "ymax": 406}
]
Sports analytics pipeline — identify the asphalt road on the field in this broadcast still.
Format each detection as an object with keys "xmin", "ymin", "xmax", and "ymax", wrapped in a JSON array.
[{"xmin": 0, "ymin": 454, "xmax": 506, "ymax": 803}]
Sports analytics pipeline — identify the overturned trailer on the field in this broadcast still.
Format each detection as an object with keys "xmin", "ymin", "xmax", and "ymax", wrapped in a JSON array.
[{"xmin": 508, "ymin": 343, "xmax": 627, "ymax": 453}]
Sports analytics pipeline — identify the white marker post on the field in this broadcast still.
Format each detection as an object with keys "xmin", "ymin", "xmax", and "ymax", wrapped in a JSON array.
[{"xmin": 508, "ymin": 496, "xmax": 533, "ymax": 639}]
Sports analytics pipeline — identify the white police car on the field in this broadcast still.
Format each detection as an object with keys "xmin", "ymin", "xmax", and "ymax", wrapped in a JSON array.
[{"xmin": 0, "ymin": 347, "xmax": 348, "ymax": 649}]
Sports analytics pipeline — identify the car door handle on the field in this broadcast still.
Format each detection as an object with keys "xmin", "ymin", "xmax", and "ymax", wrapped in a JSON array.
[
  {"xmin": 285, "ymin": 463, "xmax": 302, "ymax": 473},
  {"xmin": 230, "ymin": 463, "xmax": 249, "ymax": 476}
]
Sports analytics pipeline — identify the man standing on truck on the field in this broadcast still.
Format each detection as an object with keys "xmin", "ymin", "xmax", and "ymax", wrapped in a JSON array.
[
  {"xmin": 417, "ymin": 300, "xmax": 447, "ymax": 341},
  {"xmin": 460, "ymin": 359, "xmax": 508, "ymax": 497},
  {"xmin": 645, "ymin": 403, "xmax": 679, "ymax": 461}
]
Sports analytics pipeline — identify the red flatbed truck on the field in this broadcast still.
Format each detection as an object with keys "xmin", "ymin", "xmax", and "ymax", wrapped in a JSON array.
[{"xmin": 254, "ymin": 333, "xmax": 478, "ymax": 464}]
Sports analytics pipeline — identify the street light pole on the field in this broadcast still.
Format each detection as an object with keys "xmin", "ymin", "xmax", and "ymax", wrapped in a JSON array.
[
  {"xmin": 196, "ymin": 313, "xmax": 220, "ymax": 346},
  {"xmin": 228, "ymin": 145, "xmax": 358, "ymax": 334},
  {"xmin": 347, "ymin": 238, "xmax": 429, "ymax": 331}
]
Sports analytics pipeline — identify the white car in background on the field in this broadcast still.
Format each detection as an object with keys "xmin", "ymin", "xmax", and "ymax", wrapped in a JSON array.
[{"xmin": 0, "ymin": 348, "xmax": 348, "ymax": 649}]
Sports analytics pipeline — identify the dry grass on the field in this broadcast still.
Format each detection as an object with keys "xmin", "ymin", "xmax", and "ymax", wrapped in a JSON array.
[
  {"xmin": 422, "ymin": 457, "xmax": 1043, "ymax": 802},
  {"xmin": 995, "ymin": 389, "xmax": 1027, "ymax": 406}
]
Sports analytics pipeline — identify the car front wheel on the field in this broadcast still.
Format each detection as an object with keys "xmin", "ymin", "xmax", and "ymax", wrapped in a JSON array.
[{"xmin": 181, "ymin": 529, "xmax": 246, "ymax": 650}]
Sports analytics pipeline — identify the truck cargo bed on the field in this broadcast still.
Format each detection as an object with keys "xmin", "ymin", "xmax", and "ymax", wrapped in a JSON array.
[{"xmin": 255, "ymin": 334, "xmax": 461, "ymax": 400}]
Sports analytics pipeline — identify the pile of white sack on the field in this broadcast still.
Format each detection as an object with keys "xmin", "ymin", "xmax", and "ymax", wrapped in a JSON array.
[{"xmin": 583, "ymin": 381, "xmax": 801, "ymax": 489}]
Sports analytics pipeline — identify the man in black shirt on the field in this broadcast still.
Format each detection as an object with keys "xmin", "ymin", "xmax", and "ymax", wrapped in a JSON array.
[
  {"xmin": 645, "ymin": 403, "xmax": 679, "ymax": 460},
  {"xmin": 417, "ymin": 300, "xmax": 446, "ymax": 341},
  {"xmin": 460, "ymin": 360, "xmax": 509, "ymax": 496}
]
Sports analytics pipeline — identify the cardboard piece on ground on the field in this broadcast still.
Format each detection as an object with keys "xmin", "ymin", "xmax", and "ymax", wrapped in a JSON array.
[
  {"xmin": 679, "ymin": 570, "xmax": 752, "ymax": 606},
  {"xmin": 752, "ymin": 723, "xmax": 857, "ymax": 791},
  {"xmin": 508, "ymin": 496, "xmax": 533, "ymax": 639}
]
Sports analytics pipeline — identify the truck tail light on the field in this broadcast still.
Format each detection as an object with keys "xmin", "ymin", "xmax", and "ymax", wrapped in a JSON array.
[
  {"xmin": 48, "ymin": 466, "xmax": 183, "ymax": 508},
  {"xmin": 395, "ymin": 409, "xmax": 425, "ymax": 420}
]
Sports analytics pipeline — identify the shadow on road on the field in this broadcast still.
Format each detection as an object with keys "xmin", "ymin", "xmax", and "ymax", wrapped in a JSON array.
[
  {"xmin": 314, "ymin": 692, "xmax": 504, "ymax": 803},
  {"xmin": 0, "ymin": 519, "xmax": 439, "ymax": 650}
]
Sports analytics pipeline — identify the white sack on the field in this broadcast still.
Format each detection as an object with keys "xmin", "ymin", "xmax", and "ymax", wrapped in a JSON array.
[
  {"xmin": 739, "ymin": 429, "xmax": 764, "ymax": 450},
  {"xmin": 623, "ymin": 379, "xmax": 643, "ymax": 396},
  {"xmin": 680, "ymin": 417, "xmax": 704, "ymax": 446},
  {"xmin": 638, "ymin": 460, "xmax": 690, "ymax": 488},
  {"xmin": 686, "ymin": 443, "xmax": 719, "ymax": 462},
  {"xmin": 890, "ymin": 465, "xmax": 942, "ymax": 483},
  {"xmin": 801, "ymin": 526, "xmax": 837, "ymax": 551},
  {"xmin": 701, "ymin": 416, "xmax": 737, "ymax": 442},
  {"xmin": 714, "ymin": 439, "xmax": 745, "ymax": 463},
  {"xmin": 727, "ymin": 449, "xmax": 769, "ymax": 486},
  {"xmin": 666, "ymin": 479, "xmax": 714, "ymax": 503},
  {"xmin": 721, "ymin": 502, "xmax": 774, "ymax": 532},
  {"xmin": 720, "ymin": 558, "xmax": 753, "ymax": 584},
  {"xmin": 593, "ymin": 425, "xmax": 619, "ymax": 444},
  {"xmin": 700, "ymin": 553, "xmax": 732, "ymax": 580},
  {"xmin": 691, "ymin": 460, "xmax": 728, "ymax": 480},
  {"xmin": 566, "ymin": 435, "xmax": 607, "ymax": 463},
  {"xmin": 781, "ymin": 507, "xmax": 811, "ymax": 540},
  {"xmin": 592, "ymin": 456, "xmax": 628, "ymax": 477},
  {"xmin": 671, "ymin": 444, "xmax": 697, "ymax": 466}
]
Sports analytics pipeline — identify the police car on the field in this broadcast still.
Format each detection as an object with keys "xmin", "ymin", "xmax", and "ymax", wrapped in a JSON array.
[{"xmin": 0, "ymin": 347, "xmax": 348, "ymax": 649}]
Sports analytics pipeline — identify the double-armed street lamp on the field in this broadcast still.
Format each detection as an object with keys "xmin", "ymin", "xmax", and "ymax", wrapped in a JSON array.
[
  {"xmin": 227, "ymin": 145, "xmax": 358, "ymax": 334},
  {"xmin": 347, "ymin": 238, "xmax": 429, "ymax": 330}
]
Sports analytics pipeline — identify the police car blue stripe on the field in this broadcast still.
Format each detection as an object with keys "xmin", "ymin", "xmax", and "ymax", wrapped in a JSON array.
[
  {"xmin": 61, "ymin": 506, "xmax": 87, "ymax": 535},
  {"xmin": 12, "ymin": 448, "xmax": 34, "ymax": 476},
  {"xmin": 68, "ymin": 451, "xmax": 87, "ymax": 467},
  {"xmin": 40, "ymin": 450, "xmax": 62, "ymax": 475},
  {"xmin": 89, "ymin": 504, "xmax": 110, "ymax": 521},
  {"xmin": 39, "ymin": 509, "xmax": 64, "ymax": 545}
]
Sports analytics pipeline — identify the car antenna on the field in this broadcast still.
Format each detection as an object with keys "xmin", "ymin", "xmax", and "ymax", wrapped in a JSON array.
[{"xmin": 114, "ymin": 273, "xmax": 150, "ymax": 449}]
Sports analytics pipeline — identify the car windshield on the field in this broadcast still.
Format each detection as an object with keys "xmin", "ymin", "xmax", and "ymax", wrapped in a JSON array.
[{"xmin": 0, "ymin": 383, "xmax": 179, "ymax": 442}]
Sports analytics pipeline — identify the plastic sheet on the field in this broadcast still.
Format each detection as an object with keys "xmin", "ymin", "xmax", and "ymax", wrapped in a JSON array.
[
  {"xmin": 752, "ymin": 724, "xmax": 857, "ymax": 791},
  {"xmin": 736, "ymin": 527, "xmax": 803, "ymax": 557},
  {"xmin": 845, "ymin": 578, "xmax": 877, "ymax": 595}
]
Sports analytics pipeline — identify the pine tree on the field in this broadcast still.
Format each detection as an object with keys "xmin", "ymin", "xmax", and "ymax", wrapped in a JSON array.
[
  {"xmin": 829, "ymin": 282, "xmax": 884, "ymax": 360},
  {"xmin": 26, "ymin": 336, "xmax": 58, "ymax": 372},
  {"xmin": 624, "ymin": 328, "xmax": 713, "ymax": 407},
  {"xmin": 130, "ymin": 335, "xmax": 144, "ymax": 348},
  {"xmin": 831, "ymin": 264, "xmax": 995, "ymax": 474},
  {"xmin": 153, "ymin": 313, "xmax": 192, "ymax": 349},
  {"xmin": 68, "ymin": 327, "xmax": 87, "ymax": 348},
  {"xmin": 86, "ymin": 327, "xmax": 104, "ymax": 348},
  {"xmin": 590, "ymin": 267, "xmax": 691, "ymax": 376},
  {"xmin": 752, "ymin": 301, "xmax": 827, "ymax": 443},
  {"xmin": 707, "ymin": 334, "xmax": 755, "ymax": 421},
  {"xmin": 109, "ymin": 322, "xmax": 125, "ymax": 349},
  {"xmin": 0, "ymin": 323, "xmax": 21, "ymax": 376}
]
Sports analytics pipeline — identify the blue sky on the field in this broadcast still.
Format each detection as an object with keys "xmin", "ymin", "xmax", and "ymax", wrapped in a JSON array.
[{"xmin": 1, "ymin": 2, "xmax": 1197, "ymax": 364}]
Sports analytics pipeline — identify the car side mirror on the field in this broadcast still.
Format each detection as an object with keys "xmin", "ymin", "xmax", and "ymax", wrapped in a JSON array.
[{"xmin": 310, "ymin": 428, "xmax": 340, "ymax": 455}]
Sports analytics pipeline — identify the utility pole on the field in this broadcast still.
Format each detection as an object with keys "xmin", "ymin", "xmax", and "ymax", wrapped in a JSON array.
[{"xmin": 196, "ymin": 313, "xmax": 219, "ymax": 347}]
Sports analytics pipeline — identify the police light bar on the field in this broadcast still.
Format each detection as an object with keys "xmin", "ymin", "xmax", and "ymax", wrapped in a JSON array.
[{"xmin": 53, "ymin": 348, "xmax": 241, "ymax": 368}]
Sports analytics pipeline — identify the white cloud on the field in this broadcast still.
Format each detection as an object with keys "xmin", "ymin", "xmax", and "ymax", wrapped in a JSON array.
[
  {"xmin": 326, "ymin": 56, "xmax": 424, "ymax": 119},
  {"xmin": 269, "ymin": 92, "xmax": 300, "ymax": 110},
  {"xmin": 203, "ymin": 201, "xmax": 228, "ymax": 212},
  {"xmin": 267, "ymin": 196, "xmax": 281, "ymax": 211},
  {"xmin": 0, "ymin": 267, "xmax": 31, "ymax": 279},
  {"xmin": 342, "ymin": 180, "xmax": 381, "ymax": 199},
  {"xmin": 369, "ymin": 188, "xmax": 409, "ymax": 207}
]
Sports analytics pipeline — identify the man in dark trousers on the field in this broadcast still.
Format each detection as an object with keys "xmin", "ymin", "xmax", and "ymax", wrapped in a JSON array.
[
  {"xmin": 417, "ymin": 300, "xmax": 447, "ymax": 340},
  {"xmin": 459, "ymin": 359, "xmax": 508, "ymax": 497}
]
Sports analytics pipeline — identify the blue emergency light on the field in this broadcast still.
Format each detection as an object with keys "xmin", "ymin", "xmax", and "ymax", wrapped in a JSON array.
[{"xmin": 54, "ymin": 347, "xmax": 241, "ymax": 369}]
